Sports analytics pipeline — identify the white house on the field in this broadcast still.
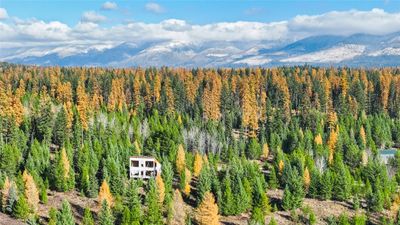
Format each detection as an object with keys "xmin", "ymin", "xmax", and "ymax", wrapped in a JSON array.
[{"xmin": 129, "ymin": 156, "xmax": 162, "ymax": 179}]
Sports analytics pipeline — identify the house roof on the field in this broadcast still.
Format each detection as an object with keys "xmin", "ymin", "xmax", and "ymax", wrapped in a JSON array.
[{"xmin": 129, "ymin": 155, "xmax": 160, "ymax": 163}]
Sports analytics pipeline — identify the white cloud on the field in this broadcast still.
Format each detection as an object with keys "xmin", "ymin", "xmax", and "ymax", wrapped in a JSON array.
[
  {"xmin": 289, "ymin": 8, "xmax": 400, "ymax": 36},
  {"xmin": 0, "ymin": 8, "xmax": 8, "ymax": 20},
  {"xmin": 1, "ymin": 8, "xmax": 400, "ymax": 59},
  {"xmin": 102, "ymin": 1, "xmax": 117, "ymax": 10},
  {"xmin": 145, "ymin": 3, "xmax": 164, "ymax": 13},
  {"xmin": 81, "ymin": 11, "xmax": 107, "ymax": 23}
]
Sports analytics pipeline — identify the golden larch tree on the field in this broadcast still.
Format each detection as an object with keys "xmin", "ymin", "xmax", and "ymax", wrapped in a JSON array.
[
  {"xmin": 22, "ymin": 170, "xmax": 39, "ymax": 212},
  {"xmin": 193, "ymin": 152, "xmax": 203, "ymax": 177},
  {"xmin": 278, "ymin": 160, "xmax": 284, "ymax": 174},
  {"xmin": 262, "ymin": 143, "xmax": 269, "ymax": 159},
  {"xmin": 165, "ymin": 77, "xmax": 175, "ymax": 113},
  {"xmin": 183, "ymin": 168, "xmax": 192, "ymax": 196},
  {"xmin": 314, "ymin": 134, "xmax": 323, "ymax": 145},
  {"xmin": 153, "ymin": 73, "xmax": 161, "ymax": 103},
  {"xmin": 303, "ymin": 167, "xmax": 311, "ymax": 190},
  {"xmin": 327, "ymin": 128, "xmax": 339, "ymax": 165},
  {"xmin": 360, "ymin": 126, "xmax": 366, "ymax": 147},
  {"xmin": 176, "ymin": 144, "xmax": 186, "ymax": 175},
  {"xmin": 195, "ymin": 191, "xmax": 220, "ymax": 225},
  {"xmin": 1, "ymin": 176, "xmax": 11, "ymax": 209},
  {"xmin": 76, "ymin": 82, "xmax": 89, "ymax": 130},
  {"xmin": 98, "ymin": 179, "xmax": 113, "ymax": 207},
  {"xmin": 155, "ymin": 175, "xmax": 165, "ymax": 205},
  {"xmin": 60, "ymin": 148, "xmax": 71, "ymax": 179}
]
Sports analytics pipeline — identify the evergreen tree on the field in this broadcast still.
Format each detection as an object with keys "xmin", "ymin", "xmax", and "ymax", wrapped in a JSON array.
[
  {"xmin": 52, "ymin": 107, "xmax": 68, "ymax": 147},
  {"xmin": 82, "ymin": 207, "xmax": 94, "ymax": 225},
  {"xmin": 319, "ymin": 170, "xmax": 333, "ymax": 200},
  {"xmin": 221, "ymin": 172, "xmax": 234, "ymax": 215},
  {"xmin": 268, "ymin": 166, "xmax": 278, "ymax": 189},
  {"xmin": 121, "ymin": 206, "xmax": 131, "ymax": 225},
  {"xmin": 250, "ymin": 206, "xmax": 264, "ymax": 225},
  {"xmin": 57, "ymin": 200, "xmax": 75, "ymax": 225},
  {"xmin": 13, "ymin": 195, "xmax": 29, "ymax": 219},
  {"xmin": 125, "ymin": 180, "xmax": 141, "ymax": 225},
  {"xmin": 48, "ymin": 207, "xmax": 57, "ymax": 225},
  {"xmin": 53, "ymin": 148, "xmax": 74, "ymax": 191},
  {"xmin": 197, "ymin": 166, "xmax": 212, "ymax": 205},
  {"xmin": 269, "ymin": 217, "xmax": 278, "ymax": 225},
  {"xmin": 98, "ymin": 200, "xmax": 115, "ymax": 225},
  {"xmin": 145, "ymin": 179, "xmax": 162, "ymax": 225}
]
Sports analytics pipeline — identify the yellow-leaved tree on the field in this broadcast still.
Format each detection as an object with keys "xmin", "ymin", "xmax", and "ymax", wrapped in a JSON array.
[
  {"xmin": 195, "ymin": 191, "xmax": 220, "ymax": 225},
  {"xmin": 22, "ymin": 170, "xmax": 39, "ymax": 212},
  {"xmin": 303, "ymin": 167, "xmax": 311, "ymax": 190},
  {"xmin": 98, "ymin": 180, "xmax": 113, "ymax": 207},
  {"xmin": 262, "ymin": 143, "xmax": 269, "ymax": 159},
  {"xmin": 193, "ymin": 152, "xmax": 203, "ymax": 177},
  {"xmin": 176, "ymin": 144, "xmax": 186, "ymax": 175},
  {"xmin": 155, "ymin": 175, "xmax": 165, "ymax": 205}
]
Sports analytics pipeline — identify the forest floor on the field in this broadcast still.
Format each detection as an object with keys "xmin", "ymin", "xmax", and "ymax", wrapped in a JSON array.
[{"xmin": 0, "ymin": 188, "xmax": 390, "ymax": 225}]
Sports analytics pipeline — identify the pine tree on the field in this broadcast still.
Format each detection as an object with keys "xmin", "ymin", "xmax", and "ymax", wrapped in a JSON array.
[
  {"xmin": 57, "ymin": 200, "xmax": 75, "ymax": 225},
  {"xmin": 125, "ymin": 180, "xmax": 141, "ymax": 225},
  {"xmin": 195, "ymin": 191, "xmax": 220, "ymax": 225},
  {"xmin": 121, "ymin": 206, "xmax": 131, "ymax": 225},
  {"xmin": 48, "ymin": 207, "xmax": 57, "ymax": 225},
  {"xmin": 250, "ymin": 207, "xmax": 264, "ymax": 225},
  {"xmin": 221, "ymin": 173, "xmax": 234, "ymax": 215},
  {"xmin": 52, "ymin": 107, "xmax": 68, "ymax": 147},
  {"xmin": 268, "ymin": 166, "xmax": 278, "ymax": 190},
  {"xmin": 319, "ymin": 170, "xmax": 333, "ymax": 200},
  {"xmin": 269, "ymin": 217, "xmax": 278, "ymax": 225},
  {"xmin": 282, "ymin": 185, "xmax": 292, "ymax": 211},
  {"xmin": 98, "ymin": 179, "xmax": 113, "ymax": 207},
  {"xmin": 82, "ymin": 207, "xmax": 94, "ymax": 225},
  {"xmin": 145, "ymin": 179, "xmax": 162, "ymax": 225},
  {"xmin": 13, "ymin": 194, "xmax": 29, "ymax": 219},
  {"xmin": 54, "ymin": 148, "xmax": 74, "ymax": 191},
  {"xmin": 197, "ymin": 167, "xmax": 212, "ymax": 205},
  {"xmin": 98, "ymin": 200, "xmax": 115, "ymax": 225}
]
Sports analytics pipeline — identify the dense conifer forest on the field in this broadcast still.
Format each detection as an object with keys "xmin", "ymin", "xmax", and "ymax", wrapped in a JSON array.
[{"xmin": 0, "ymin": 63, "xmax": 400, "ymax": 224}]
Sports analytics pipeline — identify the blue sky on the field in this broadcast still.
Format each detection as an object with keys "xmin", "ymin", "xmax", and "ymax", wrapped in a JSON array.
[{"xmin": 1, "ymin": 0, "xmax": 399, "ymax": 26}]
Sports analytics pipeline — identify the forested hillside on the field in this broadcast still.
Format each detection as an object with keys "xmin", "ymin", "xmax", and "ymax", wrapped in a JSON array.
[{"xmin": 0, "ymin": 63, "xmax": 400, "ymax": 225}]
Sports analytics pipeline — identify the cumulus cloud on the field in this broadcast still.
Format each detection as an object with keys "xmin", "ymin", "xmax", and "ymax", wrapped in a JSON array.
[
  {"xmin": 0, "ymin": 8, "xmax": 8, "ymax": 19},
  {"xmin": 81, "ymin": 11, "xmax": 107, "ymax": 23},
  {"xmin": 102, "ymin": 1, "xmax": 117, "ymax": 10},
  {"xmin": 1, "ymin": 8, "xmax": 400, "ymax": 58},
  {"xmin": 145, "ymin": 3, "xmax": 164, "ymax": 13},
  {"xmin": 289, "ymin": 8, "xmax": 400, "ymax": 36}
]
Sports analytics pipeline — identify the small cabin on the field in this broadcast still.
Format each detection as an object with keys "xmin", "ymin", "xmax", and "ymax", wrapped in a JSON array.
[{"xmin": 129, "ymin": 156, "xmax": 161, "ymax": 179}]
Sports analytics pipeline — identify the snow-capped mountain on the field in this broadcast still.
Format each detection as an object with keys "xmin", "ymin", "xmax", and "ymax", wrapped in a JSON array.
[{"xmin": 2, "ymin": 32, "xmax": 400, "ymax": 67}]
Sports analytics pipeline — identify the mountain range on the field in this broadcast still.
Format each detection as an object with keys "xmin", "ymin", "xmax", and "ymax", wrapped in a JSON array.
[{"xmin": 2, "ymin": 32, "xmax": 400, "ymax": 67}]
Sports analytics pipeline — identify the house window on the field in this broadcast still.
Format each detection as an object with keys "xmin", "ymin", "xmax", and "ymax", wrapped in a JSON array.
[
  {"xmin": 145, "ymin": 161, "xmax": 154, "ymax": 167},
  {"xmin": 131, "ymin": 160, "xmax": 139, "ymax": 167},
  {"xmin": 146, "ymin": 171, "xmax": 153, "ymax": 176}
]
